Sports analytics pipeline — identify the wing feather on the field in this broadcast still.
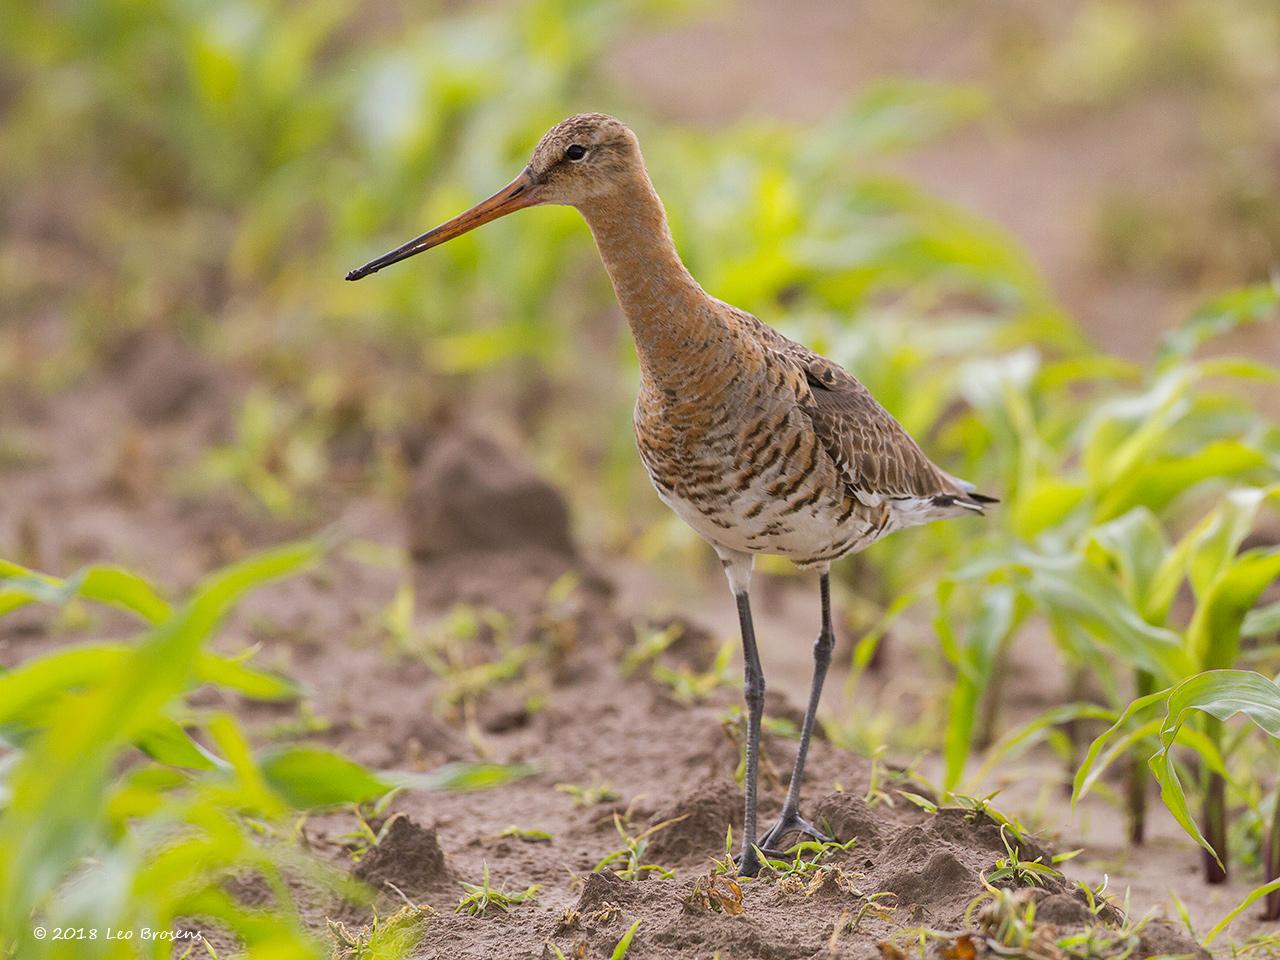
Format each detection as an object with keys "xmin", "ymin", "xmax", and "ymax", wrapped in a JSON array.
[{"xmin": 724, "ymin": 304, "xmax": 987, "ymax": 506}]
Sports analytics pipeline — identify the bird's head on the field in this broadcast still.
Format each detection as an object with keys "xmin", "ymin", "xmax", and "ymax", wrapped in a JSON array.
[{"xmin": 346, "ymin": 113, "xmax": 641, "ymax": 281}]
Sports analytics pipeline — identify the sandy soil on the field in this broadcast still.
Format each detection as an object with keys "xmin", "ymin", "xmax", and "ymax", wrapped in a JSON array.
[{"xmin": 1, "ymin": 340, "xmax": 1261, "ymax": 958}]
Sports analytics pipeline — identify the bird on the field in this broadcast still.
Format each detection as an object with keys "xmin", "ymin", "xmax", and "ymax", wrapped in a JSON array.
[{"xmin": 347, "ymin": 113, "xmax": 995, "ymax": 877}]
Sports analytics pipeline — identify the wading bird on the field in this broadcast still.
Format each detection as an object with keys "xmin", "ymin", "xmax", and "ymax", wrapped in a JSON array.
[{"xmin": 347, "ymin": 114, "xmax": 994, "ymax": 876}]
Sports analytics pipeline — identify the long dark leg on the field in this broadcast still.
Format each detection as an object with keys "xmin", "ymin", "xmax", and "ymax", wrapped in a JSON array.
[
  {"xmin": 735, "ymin": 589, "xmax": 767, "ymax": 877},
  {"xmin": 758, "ymin": 572, "xmax": 835, "ymax": 851}
]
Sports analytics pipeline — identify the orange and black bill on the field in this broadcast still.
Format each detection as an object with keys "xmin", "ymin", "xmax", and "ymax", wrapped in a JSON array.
[{"xmin": 345, "ymin": 170, "xmax": 537, "ymax": 281}]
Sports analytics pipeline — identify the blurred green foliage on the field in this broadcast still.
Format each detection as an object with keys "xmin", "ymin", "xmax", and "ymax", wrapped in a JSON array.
[
  {"xmin": 0, "ymin": 543, "xmax": 344, "ymax": 959},
  {"xmin": 3, "ymin": 0, "xmax": 1280, "ymax": 947},
  {"xmin": 0, "ymin": 544, "xmax": 533, "ymax": 958}
]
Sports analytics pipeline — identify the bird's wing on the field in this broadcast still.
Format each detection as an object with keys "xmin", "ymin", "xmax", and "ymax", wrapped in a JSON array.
[
  {"xmin": 793, "ymin": 349, "xmax": 963, "ymax": 503},
  {"xmin": 728, "ymin": 306, "xmax": 972, "ymax": 504}
]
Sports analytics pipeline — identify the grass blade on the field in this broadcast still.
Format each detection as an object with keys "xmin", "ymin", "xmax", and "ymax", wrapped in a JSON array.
[{"xmin": 611, "ymin": 918, "xmax": 642, "ymax": 959}]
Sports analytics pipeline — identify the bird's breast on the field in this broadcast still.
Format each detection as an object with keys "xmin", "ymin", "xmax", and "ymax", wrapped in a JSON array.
[{"xmin": 634, "ymin": 386, "xmax": 882, "ymax": 564}]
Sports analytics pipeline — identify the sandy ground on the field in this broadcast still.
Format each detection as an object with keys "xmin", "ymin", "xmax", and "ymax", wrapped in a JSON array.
[
  {"xmin": 3, "ymin": 3, "xmax": 1278, "ymax": 954},
  {"xmin": 0, "ymin": 341, "xmax": 1267, "ymax": 956}
]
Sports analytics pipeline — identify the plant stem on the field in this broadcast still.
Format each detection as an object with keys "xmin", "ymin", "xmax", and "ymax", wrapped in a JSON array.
[
  {"xmin": 1201, "ymin": 718, "xmax": 1228, "ymax": 885},
  {"xmin": 1265, "ymin": 789, "xmax": 1279, "ymax": 922},
  {"xmin": 976, "ymin": 648, "xmax": 1006, "ymax": 752},
  {"xmin": 1063, "ymin": 664, "xmax": 1088, "ymax": 797},
  {"xmin": 1126, "ymin": 751, "xmax": 1146, "ymax": 846},
  {"xmin": 1126, "ymin": 670, "xmax": 1154, "ymax": 846}
]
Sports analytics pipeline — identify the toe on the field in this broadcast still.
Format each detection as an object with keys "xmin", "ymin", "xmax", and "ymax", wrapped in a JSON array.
[{"xmin": 759, "ymin": 814, "xmax": 831, "ymax": 850}]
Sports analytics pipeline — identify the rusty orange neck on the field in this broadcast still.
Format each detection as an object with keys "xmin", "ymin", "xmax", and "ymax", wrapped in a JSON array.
[{"xmin": 576, "ymin": 177, "xmax": 726, "ymax": 384}]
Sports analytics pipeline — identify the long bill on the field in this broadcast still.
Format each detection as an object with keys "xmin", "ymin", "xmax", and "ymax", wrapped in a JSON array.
[{"xmin": 345, "ymin": 170, "xmax": 537, "ymax": 281}]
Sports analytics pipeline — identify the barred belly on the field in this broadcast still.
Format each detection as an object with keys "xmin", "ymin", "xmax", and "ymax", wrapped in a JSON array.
[{"xmin": 636, "ymin": 400, "xmax": 895, "ymax": 567}]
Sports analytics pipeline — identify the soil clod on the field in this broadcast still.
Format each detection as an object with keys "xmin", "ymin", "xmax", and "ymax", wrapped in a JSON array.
[
  {"xmin": 354, "ymin": 816, "xmax": 453, "ymax": 903},
  {"xmin": 406, "ymin": 428, "xmax": 576, "ymax": 563},
  {"xmin": 642, "ymin": 776, "xmax": 739, "ymax": 866}
]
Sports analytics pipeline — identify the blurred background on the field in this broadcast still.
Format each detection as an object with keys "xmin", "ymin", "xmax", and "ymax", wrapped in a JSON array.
[
  {"xmin": 3, "ymin": 0, "xmax": 1280, "ymax": 952},
  {"xmin": 4, "ymin": 0, "xmax": 1278, "ymax": 565}
]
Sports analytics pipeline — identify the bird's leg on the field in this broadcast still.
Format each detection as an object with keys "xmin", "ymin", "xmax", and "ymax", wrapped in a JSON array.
[
  {"xmin": 757, "ymin": 572, "xmax": 836, "ymax": 852},
  {"xmin": 734, "ymin": 587, "xmax": 768, "ymax": 878}
]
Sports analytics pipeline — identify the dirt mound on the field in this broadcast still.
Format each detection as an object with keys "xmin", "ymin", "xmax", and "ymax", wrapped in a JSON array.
[
  {"xmin": 812, "ymin": 792, "xmax": 885, "ymax": 851},
  {"xmin": 406, "ymin": 428, "xmax": 576, "ymax": 564},
  {"xmin": 2, "ymin": 352, "xmax": 1238, "ymax": 958},
  {"xmin": 642, "ymin": 777, "xmax": 740, "ymax": 865},
  {"xmin": 1138, "ymin": 921, "xmax": 1211, "ymax": 959},
  {"xmin": 877, "ymin": 842, "xmax": 978, "ymax": 909},
  {"xmin": 116, "ymin": 331, "xmax": 217, "ymax": 423},
  {"xmin": 354, "ymin": 816, "xmax": 454, "ymax": 902}
]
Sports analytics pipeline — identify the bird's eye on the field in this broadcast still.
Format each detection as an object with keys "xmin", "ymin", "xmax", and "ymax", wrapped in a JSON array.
[{"xmin": 565, "ymin": 144, "xmax": 587, "ymax": 161}]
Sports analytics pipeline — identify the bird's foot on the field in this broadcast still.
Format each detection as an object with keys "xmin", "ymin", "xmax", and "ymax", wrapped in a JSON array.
[
  {"xmin": 734, "ymin": 814, "xmax": 831, "ymax": 877},
  {"xmin": 735, "ymin": 845, "xmax": 765, "ymax": 879},
  {"xmin": 733, "ymin": 843, "xmax": 792, "ymax": 878},
  {"xmin": 756, "ymin": 810, "xmax": 832, "ymax": 853}
]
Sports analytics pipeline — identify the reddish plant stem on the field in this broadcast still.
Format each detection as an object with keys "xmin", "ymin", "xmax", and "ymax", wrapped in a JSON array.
[
  {"xmin": 1265, "ymin": 790, "xmax": 1279, "ymax": 922},
  {"xmin": 1201, "ymin": 769, "xmax": 1228, "ymax": 885},
  {"xmin": 1126, "ymin": 670, "xmax": 1154, "ymax": 846},
  {"xmin": 1126, "ymin": 750, "xmax": 1146, "ymax": 845}
]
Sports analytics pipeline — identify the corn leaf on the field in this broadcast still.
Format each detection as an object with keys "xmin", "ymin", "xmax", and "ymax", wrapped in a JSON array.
[
  {"xmin": 0, "ymin": 564, "xmax": 171, "ymax": 624},
  {"xmin": 1156, "ymin": 282, "xmax": 1280, "ymax": 365},
  {"xmin": 1204, "ymin": 878, "xmax": 1280, "ymax": 944},
  {"xmin": 259, "ymin": 746, "xmax": 392, "ymax": 809},
  {"xmin": 1187, "ymin": 548, "xmax": 1280, "ymax": 672},
  {"xmin": 1148, "ymin": 670, "xmax": 1280, "ymax": 860},
  {"xmin": 1085, "ymin": 508, "xmax": 1167, "ymax": 615},
  {"xmin": 970, "ymin": 701, "xmax": 1115, "ymax": 791},
  {"xmin": 1021, "ymin": 552, "xmax": 1191, "ymax": 679},
  {"xmin": 1243, "ymin": 600, "xmax": 1280, "ymax": 638},
  {"xmin": 412, "ymin": 761, "xmax": 536, "ymax": 792},
  {"xmin": 1187, "ymin": 487, "xmax": 1279, "ymax": 600},
  {"xmin": 939, "ymin": 584, "xmax": 1017, "ymax": 792},
  {"xmin": 1072, "ymin": 688, "xmax": 1170, "ymax": 806}
]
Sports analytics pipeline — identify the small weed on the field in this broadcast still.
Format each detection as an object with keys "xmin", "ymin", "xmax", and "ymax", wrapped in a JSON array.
[
  {"xmin": 949, "ymin": 792, "xmax": 1035, "ymax": 846},
  {"xmin": 455, "ymin": 862, "xmax": 539, "ymax": 915},
  {"xmin": 611, "ymin": 919, "xmax": 642, "ymax": 959},
  {"xmin": 897, "ymin": 791, "xmax": 939, "ymax": 814},
  {"xmin": 653, "ymin": 637, "xmax": 735, "ymax": 703},
  {"xmin": 1075, "ymin": 876, "xmax": 1115, "ymax": 921},
  {"xmin": 494, "ymin": 825, "xmax": 553, "ymax": 843},
  {"xmin": 594, "ymin": 813, "xmax": 686, "ymax": 880},
  {"xmin": 534, "ymin": 572, "xmax": 584, "ymax": 666},
  {"xmin": 589, "ymin": 900, "xmax": 621, "ymax": 924},
  {"xmin": 863, "ymin": 753, "xmax": 930, "ymax": 808},
  {"xmin": 688, "ymin": 873, "xmax": 745, "ymax": 914},
  {"xmin": 962, "ymin": 875, "xmax": 1152, "ymax": 960},
  {"xmin": 337, "ymin": 797, "xmax": 405, "ymax": 862},
  {"xmin": 986, "ymin": 826, "xmax": 1064, "ymax": 888},
  {"xmin": 964, "ymin": 885, "xmax": 1043, "ymax": 954},
  {"xmin": 1228, "ymin": 932, "xmax": 1280, "ymax": 958},
  {"xmin": 621, "ymin": 620, "xmax": 683, "ymax": 677},
  {"xmin": 556, "ymin": 781, "xmax": 621, "ymax": 807},
  {"xmin": 877, "ymin": 926, "xmax": 963, "ymax": 960},
  {"xmin": 779, "ymin": 864, "xmax": 895, "ymax": 921},
  {"xmin": 709, "ymin": 825, "xmax": 737, "ymax": 876},
  {"xmin": 385, "ymin": 588, "xmax": 530, "ymax": 711},
  {"xmin": 756, "ymin": 837, "xmax": 859, "ymax": 881},
  {"xmin": 1167, "ymin": 887, "xmax": 1195, "ymax": 939},
  {"xmin": 328, "ymin": 904, "xmax": 432, "ymax": 960}
]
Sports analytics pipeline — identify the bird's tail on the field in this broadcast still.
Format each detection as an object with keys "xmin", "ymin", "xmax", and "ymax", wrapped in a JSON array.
[{"xmin": 936, "ymin": 475, "xmax": 999, "ymax": 514}]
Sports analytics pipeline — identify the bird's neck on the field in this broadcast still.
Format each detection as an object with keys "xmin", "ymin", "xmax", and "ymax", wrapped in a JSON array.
[{"xmin": 576, "ymin": 177, "xmax": 725, "ymax": 384}]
